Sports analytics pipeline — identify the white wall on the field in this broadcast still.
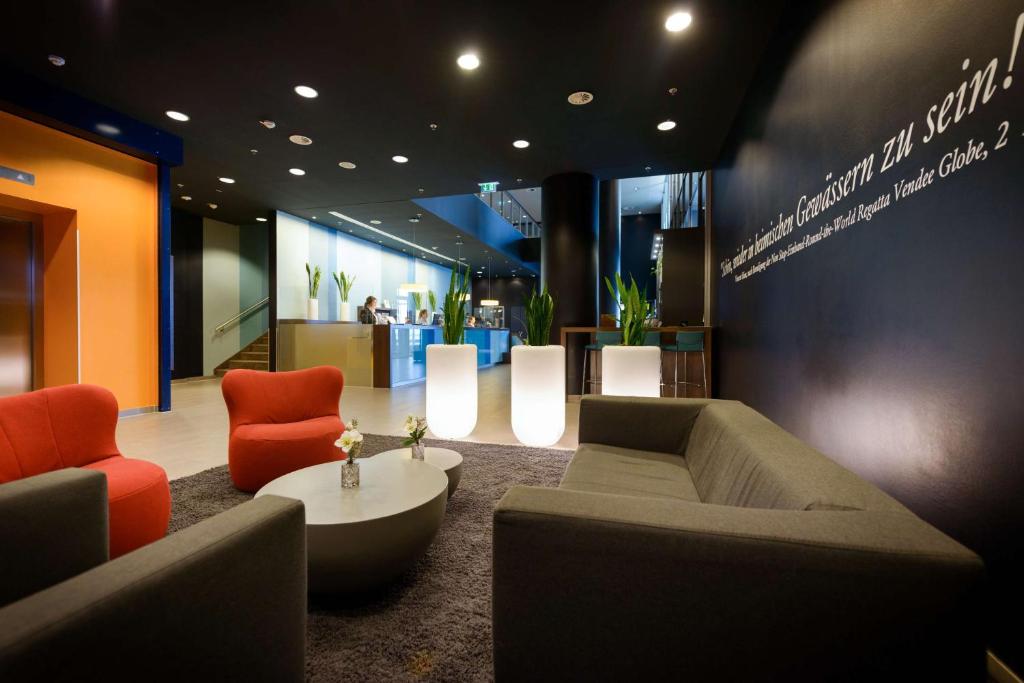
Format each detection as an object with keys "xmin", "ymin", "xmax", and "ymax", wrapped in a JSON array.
[{"xmin": 202, "ymin": 218, "xmax": 241, "ymax": 375}]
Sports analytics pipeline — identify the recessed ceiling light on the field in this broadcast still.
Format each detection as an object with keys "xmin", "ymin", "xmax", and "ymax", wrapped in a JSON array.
[
  {"xmin": 215, "ymin": 189, "xmax": 223, "ymax": 193},
  {"xmin": 418, "ymin": 188, "xmax": 425, "ymax": 193},
  {"xmin": 457, "ymin": 53, "xmax": 480, "ymax": 70},
  {"xmin": 256, "ymin": 217, "xmax": 267, "ymax": 222},
  {"xmin": 219, "ymin": 177, "xmax": 235, "ymax": 184},
  {"xmin": 165, "ymin": 110, "xmax": 190, "ymax": 122},
  {"xmin": 95, "ymin": 123, "xmax": 120, "ymax": 136},
  {"xmin": 665, "ymin": 11, "xmax": 693, "ymax": 32},
  {"xmin": 338, "ymin": 161, "xmax": 356, "ymax": 169},
  {"xmin": 567, "ymin": 91, "xmax": 594, "ymax": 105},
  {"xmin": 208, "ymin": 203, "xmax": 218, "ymax": 209},
  {"xmin": 289, "ymin": 168, "xmax": 305, "ymax": 176},
  {"xmin": 48, "ymin": 54, "xmax": 66, "ymax": 67},
  {"xmin": 409, "ymin": 217, "xmax": 421, "ymax": 223},
  {"xmin": 294, "ymin": 85, "xmax": 318, "ymax": 98},
  {"xmin": 657, "ymin": 120, "xmax": 677, "ymax": 131},
  {"xmin": 181, "ymin": 195, "xmax": 192, "ymax": 201},
  {"xmin": 370, "ymin": 219, "xmax": 382, "ymax": 225},
  {"xmin": 392, "ymin": 155, "xmax": 409, "ymax": 163},
  {"xmin": 259, "ymin": 120, "xmax": 276, "ymax": 129},
  {"xmin": 250, "ymin": 149, "xmax": 258, "ymax": 154},
  {"xmin": 513, "ymin": 139, "xmax": 530, "ymax": 149},
  {"xmin": 289, "ymin": 134, "xmax": 313, "ymax": 145}
]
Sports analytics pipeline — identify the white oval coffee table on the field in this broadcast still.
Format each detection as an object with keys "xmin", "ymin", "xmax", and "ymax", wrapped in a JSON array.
[
  {"xmin": 374, "ymin": 447, "xmax": 463, "ymax": 498},
  {"xmin": 255, "ymin": 457, "xmax": 448, "ymax": 594}
]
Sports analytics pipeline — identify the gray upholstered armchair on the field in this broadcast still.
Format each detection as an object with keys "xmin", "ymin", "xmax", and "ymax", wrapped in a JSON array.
[{"xmin": 0, "ymin": 469, "xmax": 307, "ymax": 682}]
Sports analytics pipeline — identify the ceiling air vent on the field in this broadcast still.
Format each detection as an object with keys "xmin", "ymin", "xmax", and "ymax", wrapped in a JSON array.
[
  {"xmin": 567, "ymin": 91, "xmax": 594, "ymax": 105},
  {"xmin": 289, "ymin": 134, "xmax": 313, "ymax": 145}
]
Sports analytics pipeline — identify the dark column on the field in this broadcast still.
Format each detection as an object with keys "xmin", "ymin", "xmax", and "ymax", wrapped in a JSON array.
[
  {"xmin": 542, "ymin": 172, "xmax": 598, "ymax": 393},
  {"xmin": 598, "ymin": 179, "xmax": 621, "ymax": 319}
]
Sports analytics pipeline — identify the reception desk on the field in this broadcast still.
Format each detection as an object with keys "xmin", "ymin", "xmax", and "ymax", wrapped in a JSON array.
[
  {"xmin": 373, "ymin": 324, "xmax": 510, "ymax": 388},
  {"xmin": 276, "ymin": 320, "xmax": 509, "ymax": 389}
]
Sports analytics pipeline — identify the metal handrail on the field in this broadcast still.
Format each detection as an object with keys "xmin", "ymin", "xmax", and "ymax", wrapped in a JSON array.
[
  {"xmin": 214, "ymin": 297, "xmax": 270, "ymax": 334},
  {"xmin": 476, "ymin": 190, "xmax": 542, "ymax": 238}
]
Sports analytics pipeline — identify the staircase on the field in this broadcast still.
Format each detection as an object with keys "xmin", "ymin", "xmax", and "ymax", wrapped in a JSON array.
[{"xmin": 215, "ymin": 331, "xmax": 269, "ymax": 377}]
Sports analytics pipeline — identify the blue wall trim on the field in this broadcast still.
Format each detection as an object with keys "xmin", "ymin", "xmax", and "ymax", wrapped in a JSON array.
[
  {"xmin": 0, "ymin": 66, "xmax": 183, "ymax": 166},
  {"xmin": 157, "ymin": 165, "xmax": 173, "ymax": 411}
]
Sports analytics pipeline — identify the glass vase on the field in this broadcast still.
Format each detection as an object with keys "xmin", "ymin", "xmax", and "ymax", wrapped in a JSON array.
[
  {"xmin": 411, "ymin": 442, "xmax": 425, "ymax": 461},
  {"xmin": 341, "ymin": 458, "xmax": 360, "ymax": 488}
]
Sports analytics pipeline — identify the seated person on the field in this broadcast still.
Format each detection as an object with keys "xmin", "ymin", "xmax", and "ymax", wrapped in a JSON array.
[
  {"xmin": 466, "ymin": 315, "xmax": 477, "ymax": 327},
  {"xmin": 416, "ymin": 309, "xmax": 430, "ymax": 325},
  {"xmin": 360, "ymin": 296, "xmax": 386, "ymax": 324}
]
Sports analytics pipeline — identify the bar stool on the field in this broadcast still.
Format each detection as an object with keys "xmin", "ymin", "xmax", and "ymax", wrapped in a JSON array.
[
  {"xmin": 643, "ymin": 330, "xmax": 665, "ymax": 395},
  {"xmin": 662, "ymin": 331, "xmax": 707, "ymax": 398},
  {"xmin": 581, "ymin": 331, "xmax": 621, "ymax": 395}
]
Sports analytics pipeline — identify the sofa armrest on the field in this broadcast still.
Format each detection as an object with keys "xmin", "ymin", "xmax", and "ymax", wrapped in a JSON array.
[
  {"xmin": 577, "ymin": 395, "xmax": 716, "ymax": 455},
  {"xmin": 493, "ymin": 486, "xmax": 986, "ymax": 682},
  {"xmin": 0, "ymin": 469, "xmax": 108, "ymax": 607},
  {"xmin": 0, "ymin": 495, "xmax": 307, "ymax": 683}
]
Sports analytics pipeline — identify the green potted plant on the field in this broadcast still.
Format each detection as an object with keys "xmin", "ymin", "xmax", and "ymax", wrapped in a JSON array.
[
  {"xmin": 411, "ymin": 291, "xmax": 424, "ymax": 322},
  {"xmin": 601, "ymin": 273, "xmax": 660, "ymax": 396},
  {"xmin": 427, "ymin": 290, "xmax": 437, "ymax": 319},
  {"xmin": 511, "ymin": 285, "xmax": 565, "ymax": 446},
  {"xmin": 333, "ymin": 271, "xmax": 356, "ymax": 321},
  {"xmin": 426, "ymin": 266, "xmax": 476, "ymax": 438},
  {"xmin": 306, "ymin": 262, "xmax": 322, "ymax": 320}
]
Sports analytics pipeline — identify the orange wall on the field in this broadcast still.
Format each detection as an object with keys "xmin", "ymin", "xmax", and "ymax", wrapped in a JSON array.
[{"xmin": 0, "ymin": 110, "xmax": 159, "ymax": 410}]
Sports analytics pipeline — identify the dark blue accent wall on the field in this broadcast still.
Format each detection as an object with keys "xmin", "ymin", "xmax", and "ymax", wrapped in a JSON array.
[{"xmin": 713, "ymin": 0, "xmax": 1024, "ymax": 668}]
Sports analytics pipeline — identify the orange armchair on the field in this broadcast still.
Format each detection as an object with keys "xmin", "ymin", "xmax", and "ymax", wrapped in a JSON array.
[
  {"xmin": 0, "ymin": 384, "xmax": 171, "ymax": 558},
  {"xmin": 222, "ymin": 366, "xmax": 346, "ymax": 492}
]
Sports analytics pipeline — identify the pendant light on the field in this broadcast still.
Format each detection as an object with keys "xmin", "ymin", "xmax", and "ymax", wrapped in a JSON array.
[
  {"xmin": 481, "ymin": 254, "xmax": 499, "ymax": 306},
  {"xmin": 399, "ymin": 219, "xmax": 429, "ymax": 293}
]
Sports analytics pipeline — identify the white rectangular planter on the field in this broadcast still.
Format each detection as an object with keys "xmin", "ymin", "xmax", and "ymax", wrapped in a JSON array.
[
  {"xmin": 602, "ymin": 345, "xmax": 661, "ymax": 397},
  {"xmin": 511, "ymin": 345, "xmax": 565, "ymax": 447},
  {"xmin": 426, "ymin": 344, "xmax": 477, "ymax": 439},
  {"xmin": 306, "ymin": 298, "xmax": 319, "ymax": 321}
]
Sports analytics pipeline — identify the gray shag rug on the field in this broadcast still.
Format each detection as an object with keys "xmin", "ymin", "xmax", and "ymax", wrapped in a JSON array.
[{"xmin": 169, "ymin": 434, "xmax": 572, "ymax": 682}]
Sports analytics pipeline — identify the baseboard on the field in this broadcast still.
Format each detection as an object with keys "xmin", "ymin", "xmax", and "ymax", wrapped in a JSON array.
[
  {"xmin": 989, "ymin": 652, "xmax": 1022, "ymax": 683},
  {"xmin": 171, "ymin": 375, "xmax": 218, "ymax": 384},
  {"xmin": 118, "ymin": 405, "xmax": 158, "ymax": 418}
]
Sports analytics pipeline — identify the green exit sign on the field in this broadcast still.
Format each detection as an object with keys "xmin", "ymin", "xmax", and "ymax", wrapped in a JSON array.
[{"xmin": 478, "ymin": 181, "xmax": 499, "ymax": 193}]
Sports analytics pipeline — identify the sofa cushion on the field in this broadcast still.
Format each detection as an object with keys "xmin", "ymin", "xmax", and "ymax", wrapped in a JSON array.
[
  {"xmin": 561, "ymin": 444, "xmax": 701, "ymax": 502},
  {"xmin": 229, "ymin": 415, "xmax": 344, "ymax": 492},
  {"xmin": 684, "ymin": 402, "xmax": 908, "ymax": 512}
]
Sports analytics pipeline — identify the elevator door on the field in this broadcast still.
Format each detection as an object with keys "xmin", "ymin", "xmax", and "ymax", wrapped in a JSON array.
[{"xmin": 0, "ymin": 217, "xmax": 34, "ymax": 397}]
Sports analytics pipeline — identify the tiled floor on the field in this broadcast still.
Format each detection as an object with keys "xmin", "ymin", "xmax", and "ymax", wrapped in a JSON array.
[{"xmin": 116, "ymin": 365, "xmax": 580, "ymax": 480}]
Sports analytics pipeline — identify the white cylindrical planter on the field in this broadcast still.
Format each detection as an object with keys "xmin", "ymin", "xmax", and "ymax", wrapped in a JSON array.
[
  {"xmin": 602, "ymin": 345, "xmax": 661, "ymax": 397},
  {"xmin": 307, "ymin": 298, "xmax": 319, "ymax": 320},
  {"xmin": 426, "ymin": 344, "xmax": 477, "ymax": 439},
  {"xmin": 511, "ymin": 345, "xmax": 565, "ymax": 447},
  {"xmin": 339, "ymin": 301, "xmax": 352, "ymax": 322}
]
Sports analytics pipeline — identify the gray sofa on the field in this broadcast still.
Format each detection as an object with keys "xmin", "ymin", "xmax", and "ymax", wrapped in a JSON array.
[
  {"xmin": 493, "ymin": 396, "xmax": 985, "ymax": 682},
  {"xmin": 0, "ymin": 469, "xmax": 307, "ymax": 683}
]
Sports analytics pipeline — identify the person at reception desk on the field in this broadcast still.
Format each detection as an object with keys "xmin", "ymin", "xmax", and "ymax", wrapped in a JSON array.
[
  {"xmin": 416, "ymin": 309, "xmax": 429, "ymax": 325},
  {"xmin": 360, "ymin": 296, "xmax": 387, "ymax": 324},
  {"xmin": 466, "ymin": 315, "xmax": 477, "ymax": 327}
]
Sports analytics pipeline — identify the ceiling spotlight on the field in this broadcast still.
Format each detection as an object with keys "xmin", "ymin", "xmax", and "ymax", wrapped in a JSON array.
[
  {"xmin": 657, "ymin": 120, "xmax": 677, "ymax": 131},
  {"xmin": 219, "ymin": 177, "xmax": 235, "ymax": 184},
  {"xmin": 338, "ymin": 161, "xmax": 356, "ymax": 169},
  {"xmin": 165, "ymin": 110, "xmax": 189, "ymax": 122},
  {"xmin": 250, "ymin": 149, "xmax": 259, "ymax": 154},
  {"xmin": 409, "ymin": 217, "xmax": 421, "ymax": 223},
  {"xmin": 48, "ymin": 54, "xmax": 66, "ymax": 67},
  {"xmin": 457, "ymin": 53, "xmax": 480, "ymax": 70},
  {"xmin": 665, "ymin": 11, "xmax": 693, "ymax": 32},
  {"xmin": 513, "ymin": 139, "xmax": 530, "ymax": 149},
  {"xmin": 429, "ymin": 123, "xmax": 438, "ymax": 131},
  {"xmin": 256, "ymin": 217, "xmax": 268, "ymax": 222},
  {"xmin": 294, "ymin": 85, "xmax": 318, "ymax": 98},
  {"xmin": 289, "ymin": 134, "xmax": 313, "ymax": 145},
  {"xmin": 644, "ymin": 165, "xmax": 652, "ymax": 172},
  {"xmin": 392, "ymin": 155, "xmax": 409, "ymax": 163},
  {"xmin": 370, "ymin": 219, "xmax": 382, "ymax": 225},
  {"xmin": 258, "ymin": 119, "xmax": 276, "ymax": 129},
  {"xmin": 567, "ymin": 91, "xmax": 594, "ymax": 105},
  {"xmin": 176, "ymin": 183, "xmax": 184, "ymax": 188},
  {"xmin": 668, "ymin": 87, "xmax": 679, "ymax": 96},
  {"xmin": 418, "ymin": 188, "xmax": 425, "ymax": 193},
  {"xmin": 208, "ymin": 203, "xmax": 218, "ymax": 209},
  {"xmin": 95, "ymin": 123, "xmax": 120, "ymax": 136},
  {"xmin": 289, "ymin": 168, "xmax": 306, "ymax": 176},
  {"xmin": 181, "ymin": 195, "xmax": 192, "ymax": 201}
]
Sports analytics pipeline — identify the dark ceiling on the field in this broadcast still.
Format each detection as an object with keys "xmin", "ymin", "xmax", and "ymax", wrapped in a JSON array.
[{"xmin": 0, "ymin": 0, "xmax": 785, "ymax": 234}]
